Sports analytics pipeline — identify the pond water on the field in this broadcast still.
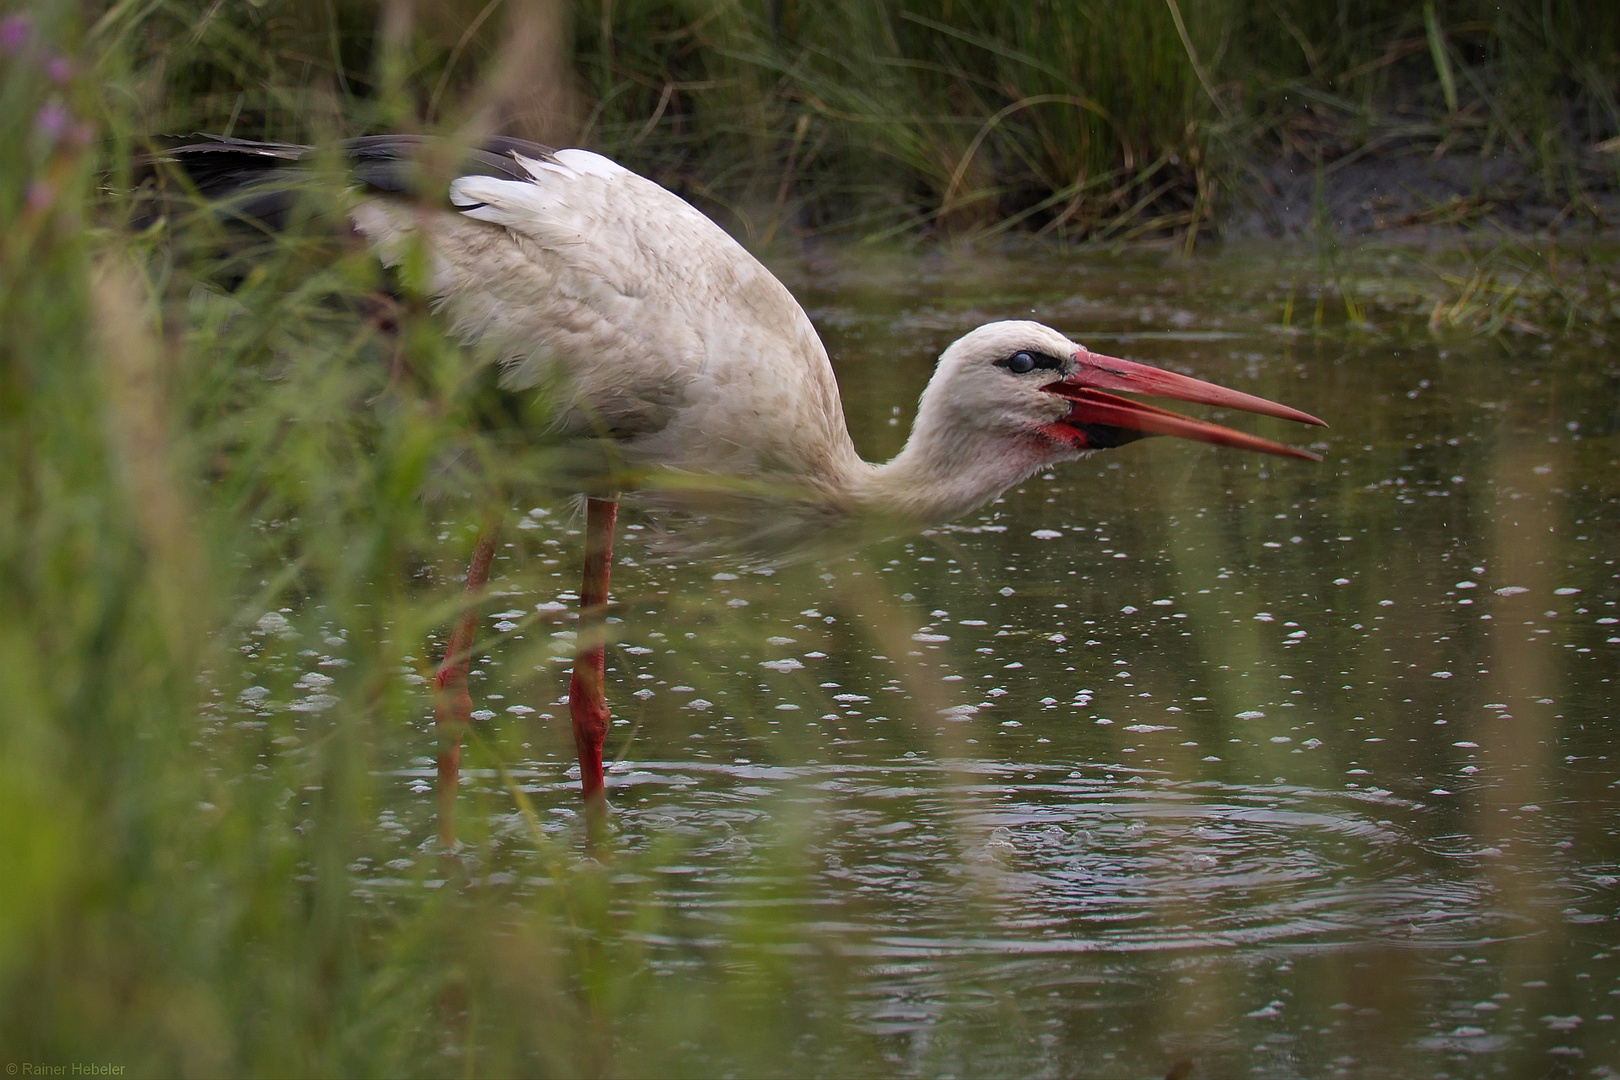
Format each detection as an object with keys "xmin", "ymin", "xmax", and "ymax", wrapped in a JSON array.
[{"xmin": 266, "ymin": 246, "xmax": 1619, "ymax": 1077}]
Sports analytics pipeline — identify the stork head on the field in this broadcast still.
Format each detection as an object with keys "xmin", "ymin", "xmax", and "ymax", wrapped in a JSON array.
[{"xmin": 886, "ymin": 321, "xmax": 1324, "ymax": 522}]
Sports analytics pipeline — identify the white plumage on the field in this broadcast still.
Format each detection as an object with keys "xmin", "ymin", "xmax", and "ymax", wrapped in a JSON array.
[{"xmin": 351, "ymin": 149, "xmax": 859, "ymax": 501}]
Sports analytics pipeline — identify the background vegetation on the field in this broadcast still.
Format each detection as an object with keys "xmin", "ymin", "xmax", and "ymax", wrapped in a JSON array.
[
  {"xmin": 95, "ymin": 0, "xmax": 1620, "ymax": 242},
  {"xmin": 1, "ymin": 0, "xmax": 1617, "ymax": 1075}
]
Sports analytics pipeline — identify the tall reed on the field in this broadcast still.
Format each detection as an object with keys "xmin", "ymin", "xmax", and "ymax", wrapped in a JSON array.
[{"xmin": 99, "ymin": 0, "xmax": 1620, "ymax": 244}]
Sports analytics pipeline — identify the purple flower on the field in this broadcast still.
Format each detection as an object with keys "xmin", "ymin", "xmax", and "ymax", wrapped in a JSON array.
[
  {"xmin": 47, "ymin": 55, "xmax": 72, "ymax": 85},
  {"xmin": 26, "ymin": 180, "xmax": 53, "ymax": 212},
  {"xmin": 0, "ymin": 14, "xmax": 29, "ymax": 55},
  {"xmin": 35, "ymin": 101, "xmax": 68, "ymax": 140}
]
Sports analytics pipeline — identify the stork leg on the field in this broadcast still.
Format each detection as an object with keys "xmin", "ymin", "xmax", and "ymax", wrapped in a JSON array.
[
  {"xmin": 434, "ymin": 529, "xmax": 498, "ymax": 847},
  {"xmin": 570, "ymin": 496, "xmax": 618, "ymax": 814}
]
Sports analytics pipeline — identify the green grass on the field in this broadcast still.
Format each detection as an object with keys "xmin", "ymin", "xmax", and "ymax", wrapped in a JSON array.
[
  {"xmin": 1, "ymin": 1, "xmax": 1618, "ymax": 1075},
  {"xmin": 101, "ymin": 0, "xmax": 1620, "ymax": 324},
  {"xmin": 99, "ymin": 0, "xmax": 1620, "ymax": 244},
  {"xmin": 5, "ymin": 5, "xmax": 901, "ymax": 1070}
]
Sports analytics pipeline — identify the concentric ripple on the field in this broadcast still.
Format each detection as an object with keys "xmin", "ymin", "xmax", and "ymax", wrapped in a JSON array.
[{"xmin": 462, "ymin": 756, "xmax": 1527, "ymax": 960}]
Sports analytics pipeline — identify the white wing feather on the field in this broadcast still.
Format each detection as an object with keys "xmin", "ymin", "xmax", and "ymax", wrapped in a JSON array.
[{"xmin": 349, "ymin": 150, "xmax": 859, "ymax": 489}]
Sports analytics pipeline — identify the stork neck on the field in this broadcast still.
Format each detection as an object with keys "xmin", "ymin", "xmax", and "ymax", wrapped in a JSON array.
[{"xmin": 848, "ymin": 425, "xmax": 1052, "ymax": 526}]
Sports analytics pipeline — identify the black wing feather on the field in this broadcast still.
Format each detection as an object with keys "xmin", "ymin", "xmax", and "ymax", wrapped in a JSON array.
[{"xmin": 146, "ymin": 132, "xmax": 558, "ymax": 227}]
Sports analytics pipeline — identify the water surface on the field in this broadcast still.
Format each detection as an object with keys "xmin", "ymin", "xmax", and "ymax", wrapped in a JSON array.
[{"xmin": 265, "ymin": 246, "xmax": 1620, "ymax": 1077}]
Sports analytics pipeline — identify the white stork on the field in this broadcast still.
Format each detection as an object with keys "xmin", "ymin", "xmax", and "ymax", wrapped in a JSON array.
[{"xmin": 160, "ymin": 135, "xmax": 1324, "ymax": 831}]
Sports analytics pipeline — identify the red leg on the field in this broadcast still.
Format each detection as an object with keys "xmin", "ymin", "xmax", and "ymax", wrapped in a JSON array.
[
  {"xmin": 569, "ymin": 496, "xmax": 617, "ymax": 811},
  {"xmin": 435, "ymin": 529, "xmax": 498, "ymax": 847}
]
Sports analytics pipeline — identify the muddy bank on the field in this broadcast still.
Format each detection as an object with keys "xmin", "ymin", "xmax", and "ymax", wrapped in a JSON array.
[{"xmin": 1223, "ymin": 144, "xmax": 1620, "ymax": 241}]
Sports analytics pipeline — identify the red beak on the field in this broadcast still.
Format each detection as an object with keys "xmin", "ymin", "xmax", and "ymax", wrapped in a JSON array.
[{"xmin": 1042, "ymin": 349, "xmax": 1326, "ymax": 461}]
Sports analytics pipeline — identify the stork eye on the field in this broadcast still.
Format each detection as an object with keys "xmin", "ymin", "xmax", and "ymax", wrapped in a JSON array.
[{"xmin": 1003, "ymin": 350, "xmax": 1064, "ymax": 375}]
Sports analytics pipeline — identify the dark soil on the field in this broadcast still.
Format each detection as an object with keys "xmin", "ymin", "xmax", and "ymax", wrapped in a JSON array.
[{"xmin": 1224, "ymin": 144, "xmax": 1620, "ymax": 241}]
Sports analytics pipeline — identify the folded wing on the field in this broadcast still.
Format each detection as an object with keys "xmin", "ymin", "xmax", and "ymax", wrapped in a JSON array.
[{"xmin": 348, "ymin": 144, "xmax": 855, "ymax": 485}]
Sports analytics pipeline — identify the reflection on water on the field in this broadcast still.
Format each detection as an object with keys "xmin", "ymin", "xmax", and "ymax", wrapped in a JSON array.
[{"xmin": 256, "ymin": 246, "xmax": 1619, "ymax": 1076}]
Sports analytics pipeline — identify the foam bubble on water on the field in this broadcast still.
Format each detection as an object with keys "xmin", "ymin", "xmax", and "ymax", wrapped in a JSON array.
[{"xmin": 256, "ymin": 611, "xmax": 293, "ymax": 637}]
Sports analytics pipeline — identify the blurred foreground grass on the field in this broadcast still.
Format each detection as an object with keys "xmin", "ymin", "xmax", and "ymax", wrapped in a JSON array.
[
  {"xmin": 0, "ymin": 0, "xmax": 1617, "ymax": 1075},
  {"xmin": 4, "ymin": 4, "xmax": 896, "ymax": 1072}
]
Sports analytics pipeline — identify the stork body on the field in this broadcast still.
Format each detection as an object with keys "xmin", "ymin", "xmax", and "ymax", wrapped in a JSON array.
[{"xmin": 161, "ymin": 135, "xmax": 1324, "ymax": 834}]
